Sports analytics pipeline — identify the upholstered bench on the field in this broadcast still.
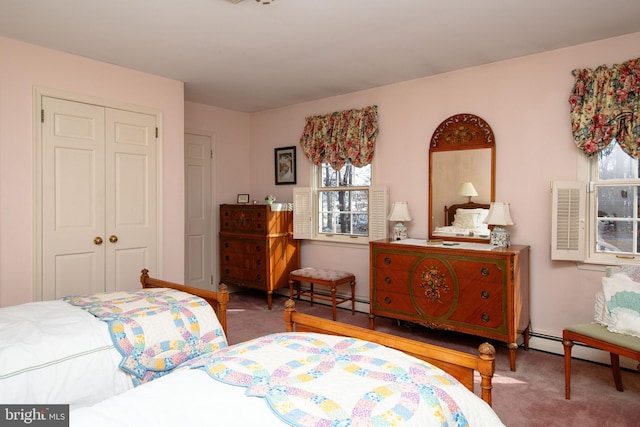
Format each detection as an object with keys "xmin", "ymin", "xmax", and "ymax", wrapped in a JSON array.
[
  {"xmin": 562, "ymin": 323, "xmax": 640, "ymax": 399},
  {"xmin": 289, "ymin": 268, "xmax": 355, "ymax": 321}
]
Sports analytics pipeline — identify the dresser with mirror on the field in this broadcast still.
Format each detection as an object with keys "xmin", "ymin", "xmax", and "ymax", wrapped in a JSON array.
[{"xmin": 370, "ymin": 114, "xmax": 530, "ymax": 371}]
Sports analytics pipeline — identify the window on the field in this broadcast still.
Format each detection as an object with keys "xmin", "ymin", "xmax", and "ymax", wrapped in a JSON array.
[
  {"xmin": 591, "ymin": 140, "xmax": 640, "ymax": 260},
  {"xmin": 293, "ymin": 162, "xmax": 388, "ymax": 244},
  {"xmin": 552, "ymin": 139, "xmax": 640, "ymax": 264},
  {"xmin": 318, "ymin": 161, "xmax": 371, "ymax": 236}
]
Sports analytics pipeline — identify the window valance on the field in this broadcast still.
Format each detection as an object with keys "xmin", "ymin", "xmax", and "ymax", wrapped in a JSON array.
[
  {"xmin": 569, "ymin": 57, "xmax": 640, "ymax": 157},
  {"xmin": 299, "ymin": 105, "xmax": 378, "ymax": 170}
]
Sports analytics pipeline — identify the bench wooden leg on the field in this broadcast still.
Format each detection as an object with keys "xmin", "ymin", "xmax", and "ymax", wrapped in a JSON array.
[
  {"xmin": 562, "ymin": 338, "xmax": 574, "ymax": 400},
  {"xmin": 350, "ymin": 279, "xmax": 355, "ymax": 315},
  {"xmin": 331, "ymin": 287, "xmax": 337, "ymax": 321},
  {"xmin": 610, "ymin": 352, "xmax": 624, "ymax": 392}
]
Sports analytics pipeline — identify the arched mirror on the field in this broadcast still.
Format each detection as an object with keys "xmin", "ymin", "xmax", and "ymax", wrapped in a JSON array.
[{"xmin": 428, "ymin": 114, "xmax": 495, "ymax": 242}]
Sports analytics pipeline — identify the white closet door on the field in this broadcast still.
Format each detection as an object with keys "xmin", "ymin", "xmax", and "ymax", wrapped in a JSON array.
[
  {"xmin": 105, "ymin": 108, "xmax": 157, "ymax": 292},
  {"xmin": 42, "ymin": 97, "xmax": 106, "ymax": 299},
  {"xmin": 41, "ymin": 97, "xmax": 157, "ymax": 299}
]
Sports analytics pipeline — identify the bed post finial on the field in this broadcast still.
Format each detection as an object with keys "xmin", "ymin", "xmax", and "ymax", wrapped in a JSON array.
[
  {"xmin": 283, "ymin": 299, "xmax": 296, "ymax": 332},
  {"xmin": 140, "ymin": 268, "xmax": 150, "ymax": 287},
  {"xmin": 477, "ymin": 342, "xmax": 496, "ymax": 406}
]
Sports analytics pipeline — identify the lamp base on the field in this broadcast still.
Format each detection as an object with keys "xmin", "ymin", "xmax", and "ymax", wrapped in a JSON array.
[
  {"xmin": 392, "ymin": 222, "xmax": 408, "ymax": 241},
  {"xmin": 490, "ymin": 226, "xmax": 510, "ymax": 247}
]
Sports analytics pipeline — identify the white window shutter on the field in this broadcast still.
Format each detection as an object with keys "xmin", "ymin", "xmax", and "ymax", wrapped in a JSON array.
[
  {"xmin": 293, "ymin": 187, "xmax": 312, "ymax": 239},
  {"xmin": 368, "ymin": 186, "xmax": 389, "ymax": 241},
  {"xmin": 551, "ymin": 181, "xmax": 586, "ymax": 261}
]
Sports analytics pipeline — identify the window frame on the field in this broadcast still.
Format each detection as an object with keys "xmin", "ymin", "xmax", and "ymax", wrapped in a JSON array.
[
  {"xmin": 568, "ymin": 149, "xmax": 640, "ymax": 265},
  {"xmin": 293, "ymin": 158, "xmax": 388, "ymax": 245}
]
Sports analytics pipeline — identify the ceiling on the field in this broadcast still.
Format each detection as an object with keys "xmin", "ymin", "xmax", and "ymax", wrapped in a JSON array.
[{"xmin": 1, "ymin": 0, "xmax": 639, "ymax": 113}]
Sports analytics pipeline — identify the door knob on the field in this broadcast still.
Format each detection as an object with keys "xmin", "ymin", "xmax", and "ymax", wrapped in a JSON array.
[
  {"xmin": 109, "ymin": 235, "xmax": 118, "ymax": 243},
  {"xmin": 94, "ymin": 237, "xmax": 103, "ymax": 245}
]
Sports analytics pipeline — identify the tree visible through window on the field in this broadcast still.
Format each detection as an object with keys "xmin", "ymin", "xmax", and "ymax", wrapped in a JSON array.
[{"xmin": 318, "ymin": 161, "xmax": 371, "ymax": 236}]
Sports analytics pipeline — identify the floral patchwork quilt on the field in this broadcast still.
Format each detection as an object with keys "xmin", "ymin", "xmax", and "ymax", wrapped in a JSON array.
[
  {"xmin": 65, "ymin": 288, "xmax": 227, "ymax": 385},
  {"xmin": 184, "ymin": 332, "xmax": 501, "ymax": 427}
]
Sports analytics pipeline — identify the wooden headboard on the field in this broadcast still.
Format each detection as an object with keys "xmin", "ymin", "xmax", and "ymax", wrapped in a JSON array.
[
  {"xmin": 139, "ymin": 269, "xmax": 229, "ymax": 335},
  {"xmin": 445, "ymin": 202, "xmax": 491, "ymax": 226}
]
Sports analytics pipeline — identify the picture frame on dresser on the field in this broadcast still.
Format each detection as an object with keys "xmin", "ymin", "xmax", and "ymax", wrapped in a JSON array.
[
  {"xmin": 237, "ymin": 193, "xmax": 249, "ymax": 203},
  {"xmin": 274, "ymin": 146, "xmax": 296, "ymax": 185}
]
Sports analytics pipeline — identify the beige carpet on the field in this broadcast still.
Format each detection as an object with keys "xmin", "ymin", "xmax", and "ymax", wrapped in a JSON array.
[{"xmin": 226, "ymin": 289, "xmax": 640, "ymax": 427}]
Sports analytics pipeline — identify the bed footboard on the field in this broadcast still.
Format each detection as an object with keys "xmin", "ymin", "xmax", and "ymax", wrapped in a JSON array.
[{"xmin": 282, "ymin": 299, "xmax": 495, "ymax": 406}]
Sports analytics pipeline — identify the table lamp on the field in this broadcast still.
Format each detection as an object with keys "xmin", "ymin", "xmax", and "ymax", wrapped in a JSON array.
[
  {"xmin": 483, "ymin": 202, "xmax": 514, "ymax": 247},
  {"xmin": 388, "ymin": 201, "xmax": 412, "ymax": 240},
  {"xmin": 457, "ymin": 182, "xmax": 478, "ymax": 203}
]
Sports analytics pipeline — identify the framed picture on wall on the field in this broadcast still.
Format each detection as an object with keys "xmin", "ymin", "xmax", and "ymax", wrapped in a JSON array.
[{"xmin": 274, "ymin": 146, "xmax": 296, "ymax": 185}]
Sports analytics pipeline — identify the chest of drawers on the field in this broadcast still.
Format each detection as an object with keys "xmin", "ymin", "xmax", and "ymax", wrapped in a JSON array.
[
  {"xmin": 370, "ymin": 239, "xmax": 530, "ymax": 371},
  {"xmin": 220, "ymin": 204, "xmax": 300, "ymax": 309}
]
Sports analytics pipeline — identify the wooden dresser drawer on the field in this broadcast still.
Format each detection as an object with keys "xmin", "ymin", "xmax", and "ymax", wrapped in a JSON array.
[
  {"xmin": 220, "ymin": 237, "xmax": 266, "ymax": 256},
  {"xmin": 220, "ymin": 206, "xmax": 267, "ymax": 234}
]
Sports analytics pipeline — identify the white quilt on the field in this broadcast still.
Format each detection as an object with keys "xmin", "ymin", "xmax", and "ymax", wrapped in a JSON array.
[{"xmin": 71, "ymin": 333, "xmax": 505, "ymax": 427}]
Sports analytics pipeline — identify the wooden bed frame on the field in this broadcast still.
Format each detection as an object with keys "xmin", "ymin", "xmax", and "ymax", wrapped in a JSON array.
[
  {"xmin": 444, "ymin": 201, "xmax": 491, "ymax": 226},
  {"xmin": 283, "ymin": 299, "xmax": 496, "ymax": 406},
  {"xmin": 139, "ymin": 269, "xmax": 229, "ymax": 335}
]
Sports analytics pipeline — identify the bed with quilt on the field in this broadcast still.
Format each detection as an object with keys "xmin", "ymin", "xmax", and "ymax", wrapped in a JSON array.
[
  {"xmin": 0, "ymin": 269, "xmax": 229, "ymax": 409},
  {"xmin": 70, "ymin": 300, "xmax": 503, "ymax": 426}
]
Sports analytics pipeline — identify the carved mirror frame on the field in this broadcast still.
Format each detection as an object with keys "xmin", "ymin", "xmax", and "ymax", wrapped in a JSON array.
[{"xmin": 428, "ymin": 113, "xmax": 496, "ymax": 242}]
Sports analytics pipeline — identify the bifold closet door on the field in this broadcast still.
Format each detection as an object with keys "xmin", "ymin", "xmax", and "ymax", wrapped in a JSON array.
[{"xmin": 41, "ymin": 97, "xmax": 157, "ymax": 300}]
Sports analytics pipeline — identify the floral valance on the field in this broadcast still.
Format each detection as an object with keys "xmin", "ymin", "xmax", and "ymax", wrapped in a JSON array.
[
  {"xmin": 569, "ymin": 57, "xmax": 640, "ymax": 157},
  {"xmin": 299, "ymin": 105, "xmax": 378, "ymax": 170}
]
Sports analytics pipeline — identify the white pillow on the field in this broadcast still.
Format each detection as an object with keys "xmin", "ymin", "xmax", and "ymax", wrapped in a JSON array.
[
  {"xmin": 600, "ymin": 273, "xmax": 640, "ymax": 336},
  {"xmin": 453, "ymin": 208, "xmax": 489, "ymax": 228},
  {"xmin": 594, "ymin": 290, "xmax": 611, "ymax": 325},
  {"xmin": 453, "ymin": 211, "xmax": 480, "ymax": 228}
]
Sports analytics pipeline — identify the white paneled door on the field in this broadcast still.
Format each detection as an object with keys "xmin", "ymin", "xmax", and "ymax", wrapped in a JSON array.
[
  {"xmin": 41, "ymin": 96, "xmax": 157, "ymax": 300},
  {"xmin": 184, "ymin": 132, "xmax": 214, "ymax": 289}
]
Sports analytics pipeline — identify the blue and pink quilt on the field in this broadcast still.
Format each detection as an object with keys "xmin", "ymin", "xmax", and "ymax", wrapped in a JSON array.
[{"xmin": 65, "ymin": 288, "xmax": 227, "ymax": 385}]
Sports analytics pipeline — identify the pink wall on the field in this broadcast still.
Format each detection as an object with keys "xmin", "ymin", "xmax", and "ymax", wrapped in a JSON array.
[
  {"xmin": 0, "ymin": 37, "xmax": 185, "ymax": 306},
  {"xmin": 184, "ymin": 101, "xmax": 251, "ymax": 206},
  {"xmin": 227, "ymin": 32, "xmax": 640, "ymax": 347}
]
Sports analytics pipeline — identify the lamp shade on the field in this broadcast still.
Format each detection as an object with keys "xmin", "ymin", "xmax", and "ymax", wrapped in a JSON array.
[
  {"xmin": 388, "ymin": 202, "xmax": 412, "ymax": 222},
  {"xmin": 457, "ymin": 182, "xmax": 478, "ymax": 197},
  {"xmin": 483, "ymin": 202, "xmax": 515, "ymax": 226}
]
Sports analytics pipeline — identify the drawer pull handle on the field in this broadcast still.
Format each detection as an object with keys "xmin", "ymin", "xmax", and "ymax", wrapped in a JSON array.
[
  {"xmin": 224, "ymin": 242, "xmax": 229, "ymax": 248},
  {"xmin": 385, "ymin": 277, "xmax": 391, "ymax": 284},
  {"xmin": 255, "ymin": 246, "xmax": 261, "ymax": 252},
  {"xmin": 384, "ymin": 296, "xmax": 392, "ymax": 304},
  {"xmin": 256, "ymin": 260, "xmax": 261, "ymax": 266},
  {"xmin": 225, "ymin": 255, "xmax": 230, "ymax": 261},
  {"xmin": 384, "ymin": 257, "xmax": 391, "ymax": 265},
  {"xmin": 481, "ymin": 313, "xmax": 490, "ymax": 323},
  {"xmin": 480, "ymin": 267, "xmax": 490, "ymax": 277},
  {"xmin": 480, "ymin": 290, "xmax": 489, "ymax": 299}
]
